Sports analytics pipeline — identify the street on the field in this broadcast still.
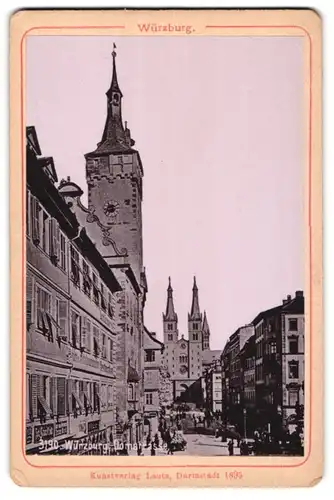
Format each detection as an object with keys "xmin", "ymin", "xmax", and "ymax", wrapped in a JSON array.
[{"xmin": 137, "ymin": 434, "xmax": 240, "ymax": 457}]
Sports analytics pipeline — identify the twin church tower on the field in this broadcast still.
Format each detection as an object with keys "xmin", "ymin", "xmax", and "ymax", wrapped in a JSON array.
[{"xmin": 162, "ymin": 277, "xmax": 211, "ymax": 399}]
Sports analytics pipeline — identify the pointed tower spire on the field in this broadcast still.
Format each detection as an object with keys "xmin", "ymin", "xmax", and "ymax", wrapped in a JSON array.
[
  {"xmin": 202, "ymin": 310, "xmax": 210, "ymax": 350},
  {"xmin": 164, "ymin": 277, "xmax": 178, "ymax": 321},
  {"xmin": 202, "ymin": 310, "xmax": 210, "ymax": 335},
  {"xmin": 107, "ymin": 44, "xmax": 123, "ymax": 98},
  {"xmin": 189, "ymin": 276, "xmax": 201, "ymax": 320},
  {"xmin": 90, "ymin": 44, "xmax": 134, "ymax": 155}
]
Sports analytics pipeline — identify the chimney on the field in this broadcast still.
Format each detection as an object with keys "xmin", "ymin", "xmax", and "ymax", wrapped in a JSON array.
[
  {"xmin": 67, "ymin": 176, "xmax": 71, "ymax": 182},
  {"xmin": 295, "ymin": 291, "xmax": 304, "ymax": 298},
  {"xmin": 287, "ymin": 295, "xmax": 292, "ymax": 301}
]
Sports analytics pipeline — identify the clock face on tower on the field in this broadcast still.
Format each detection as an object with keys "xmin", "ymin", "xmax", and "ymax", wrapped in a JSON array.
[
  {"xmin": 103, "ymin": 200, "xmax": 119, "ymax": 218},
  {"xmin": 180, "ymin": 365, "xmax": 187, "ymax": 375}
]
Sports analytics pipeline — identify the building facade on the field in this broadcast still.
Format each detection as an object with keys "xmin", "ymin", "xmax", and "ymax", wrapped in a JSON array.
[
  {"xmin": 220, "ymin": 325, "xmax": 254, "ymax": 434},
  {"xmin": 281, "ymin": 292, "xmax": 305, "ymax": 433},
  {"xmin": 162, "ymin": 276, "xmax": 216, "ymax": 401},
  {"xmin": 143, "ymin": 328, "xmax": 164, "ymax": 436},
  {"xmin": 26, "ymin": 127, "xmax": 121, "ymax": 454},
  {"xmin": 58, "ymin": 47, "xmax": 147, "ymax": 447},
  {"xmin": 239, "ymin": 335, "xmax": 256, "ymax": 436},
  {"xmin": 220, "ymin": 291, "xmax": 304, "ymax": 440},
  {"xmin": 204, "ymin": 360, "xmax": 223, "ymax": 414}
]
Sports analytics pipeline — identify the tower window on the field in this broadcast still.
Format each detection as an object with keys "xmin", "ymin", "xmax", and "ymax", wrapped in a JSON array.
[
  {"xmin": 193, "ymin": 333, "xmax": 198, "ymax": 341},
  {"xmin": 193, "ymin": 323, "xmax": 198, "ymax": 330},
  {"xmin": 168, "ymin": 334, "xmax": 173, "ymax": 341},
  {"xmin": 168, "ymin": 323, "xmax": 173, "ymax": 331}
]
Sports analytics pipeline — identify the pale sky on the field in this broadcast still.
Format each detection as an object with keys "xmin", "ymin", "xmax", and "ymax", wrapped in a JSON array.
[{"xmin": 26, "ymin": 35, "xmax": 305, "ymax": 349}]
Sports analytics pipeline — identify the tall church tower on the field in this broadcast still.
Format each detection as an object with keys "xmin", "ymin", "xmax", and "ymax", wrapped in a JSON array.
[
  {"xmin": 85, "ymin": 46, "xmax": 143, "ymax": 281},
  {"xmin": 162, "ymin": 277, "xmax": 178, "ymax": 377},
  {"xmin": 202, "ymin": 311, "xmax": 211, "ymax": 351},
  {"xmin": 188, "ymin": 277, "xmax": 203, "ymax": 380}
]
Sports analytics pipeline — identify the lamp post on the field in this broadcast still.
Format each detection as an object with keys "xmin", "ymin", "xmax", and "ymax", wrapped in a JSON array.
[{"xmin": 243, "ymin": 408, "xmax": 247, "ymax": 439}]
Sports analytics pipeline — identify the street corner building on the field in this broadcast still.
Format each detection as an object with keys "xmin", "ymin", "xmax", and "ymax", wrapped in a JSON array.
[
  {"xmin": 25, "ymin": 47, "xmax": 148, "ymax": 455},
  {"xmin": 220, "ymin": 292, "xmax": 305, "ymax": 449}
]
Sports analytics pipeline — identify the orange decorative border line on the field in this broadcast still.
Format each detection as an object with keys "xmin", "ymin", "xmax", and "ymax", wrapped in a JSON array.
[{"xmin": 20, "ymin": 24, "xmax": 312, "ymax": 469}]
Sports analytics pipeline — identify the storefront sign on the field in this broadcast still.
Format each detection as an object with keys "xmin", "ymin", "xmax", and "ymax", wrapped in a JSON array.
[
  {"xmin": 34, "ymin": 423, "xmax": 54, "ymax": 443},
  {"xmin": 26, "ymin": 426, "xmax": 32, "ymax": 445},
  {"xmin": 88, "ymin": 420, "xmax": 100, "ymax": 433},
  {"xmin": 55, "ymin": 421, "xmax": 68, "ymax": 437}
]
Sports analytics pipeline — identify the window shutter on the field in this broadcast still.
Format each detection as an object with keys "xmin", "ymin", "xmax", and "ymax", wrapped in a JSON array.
[
  {"xmin": 26, "ymin": 274, "xmax": 34, "ymax": 328},
  {"xmin": 57, "ymin": 377, "xmax": 66, "ymax": 416},
  {"xmin": 55, "ymin": 223, "xmax": 60, "ymax": 262},
  {"xmin": 31, "ymin": 197, "xmax": 40, "ymax": 244},
  {"xmin": 26, "ymin": 190, "xmax": 30, "ymax": 237},
  {"xmin": 67, "ymin": 379, "xmax": 73, "ymax": 414},
  {"xmin": 58, "ymin": 300, "xmax": 68, "ymax": 339},
  {"xmin": 26, "ymin": 374, "xmax": 30, "ymax": 420},
  {"xmin": 31, "ymin": 374, "xmax": 38, "ymax": 419},
  {"xmin": 50, "ymin": 377, "xmax": 57, "ymax": 415},
  {"xmin": 81, "ymin": 317, "xmax": 87, "ymax": 350},
  {"xmin": 49, "ymin": 218, "xmax": 58, "ymax": 261},
  {"xmin": 86, "ymin": 320, "xmax": 91, "ymax": 353}
]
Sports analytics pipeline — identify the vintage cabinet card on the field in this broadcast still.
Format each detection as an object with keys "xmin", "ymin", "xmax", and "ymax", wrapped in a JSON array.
[{"xmin": 10, "ymin": 8, "xmax": 322, "ymax": 487}]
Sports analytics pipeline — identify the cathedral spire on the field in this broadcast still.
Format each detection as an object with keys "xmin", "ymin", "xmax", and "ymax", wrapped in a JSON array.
[
  {"xmin": 189, "ymin": 276, "xmax": 201, "ymax": 320},
  {"xmin": 164, "ymin": 276, "xmax": 178, "ymax": 321},
  {"xmin": 202, "ymin": 310, "xmax": 210, "ymax": 335}
]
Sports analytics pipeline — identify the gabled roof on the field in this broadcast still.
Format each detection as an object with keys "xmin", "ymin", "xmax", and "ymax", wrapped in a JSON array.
[
  {"xmin": 37, "ymin": 157, "xmax": 58, "ymax": 184},
  {"xmin": 251, "ymin": 305, "xmax": 282, "ymax": 326},
  {"xmin": 144, "ymin": 326, "xmax": 164, "ymax": 349},
  {"xmin": 26, "ymin": 125, "xmax": 41, "ymax": 156}
]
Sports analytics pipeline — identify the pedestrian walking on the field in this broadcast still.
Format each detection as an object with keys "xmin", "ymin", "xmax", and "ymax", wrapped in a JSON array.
[
  {"xmin": 150, "ymin": 441, "xmax": 156, "ymax": 456},
  {"xmin": 154, "ymin": 432, "xmax": 160, "ymax": 448},
  {"xmin": 228, "ymin": 439, "xmax": 234, "ymax": 456}
]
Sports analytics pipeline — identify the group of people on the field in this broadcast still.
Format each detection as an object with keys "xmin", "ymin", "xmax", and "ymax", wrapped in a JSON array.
[{"xmin": 144, "ymin": 426, "xmax": 182, "ymax": 456}]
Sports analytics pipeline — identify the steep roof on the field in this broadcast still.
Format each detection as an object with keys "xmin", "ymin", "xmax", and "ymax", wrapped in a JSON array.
[
  {"xmin": 189, "ymin": 276, "xmax": 201, "ymax": 321},
  {"xmin": 164, "ymin": 276, "xmax": 178, "ymax": 321}
]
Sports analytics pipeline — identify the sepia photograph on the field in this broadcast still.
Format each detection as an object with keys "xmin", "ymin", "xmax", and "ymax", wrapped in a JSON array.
[{"xmin": 24, "ymin": 32, "xmax": 307, "ymax": 460}]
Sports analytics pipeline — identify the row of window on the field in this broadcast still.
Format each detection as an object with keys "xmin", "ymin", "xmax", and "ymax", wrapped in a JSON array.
[
  {"xmin": 70, "ymin": 246, "xmax": 114, "ymax": 318},
  {"xmin": 32, "ymin": 283, "xmax": 114, "ymax": 359},
  {"xmin": 26, "ymin": 374, "xmax": 113, "ymax": 423},
  {"xmin": 244, "ymin": 389, "xmax": 256, "ymax": 402},
  {"xmin": 167, "ymin": 333, "xmax": 200, "ymax": 341},
  {"xmin": 244, "ymin": 358, "xmax": 255, "ymax": 370},
  {"xmin": 27, "ymin": 192, "xmax": 67, "ymax": 270},
  {"xmin": 27, "ymin": 192, "xmax": 115, "ymax": 318}
]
